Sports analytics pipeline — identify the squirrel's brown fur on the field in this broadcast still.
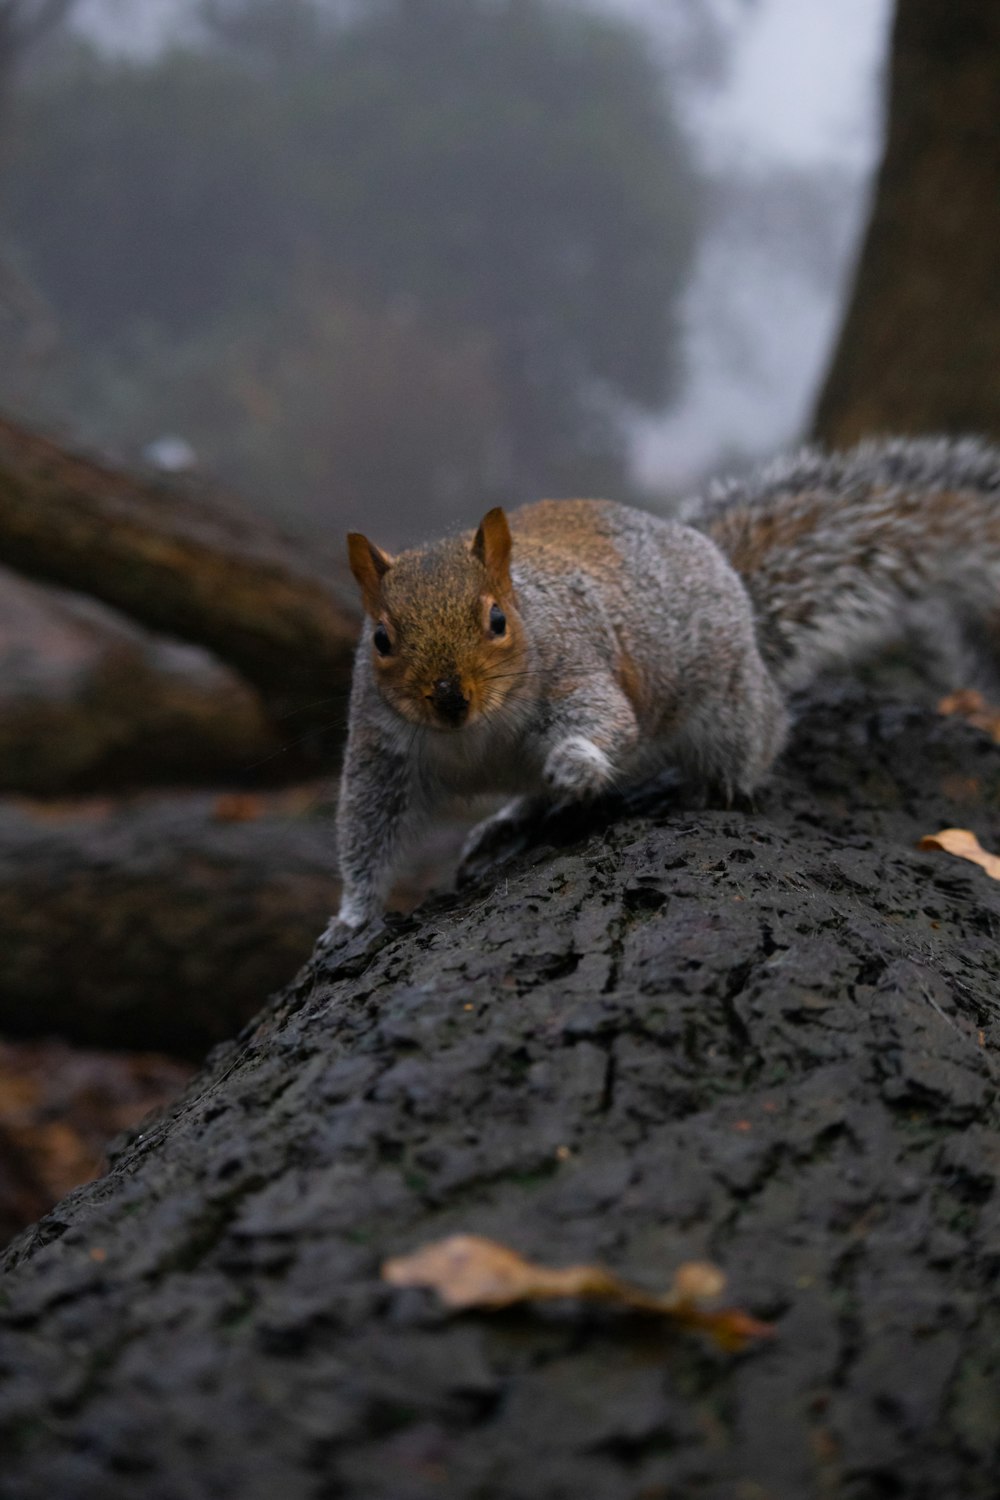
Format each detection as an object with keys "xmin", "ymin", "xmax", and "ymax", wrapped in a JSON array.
[{"xmin": 325, "ymin": 436, "xmax": 1000, "ymax": 940}]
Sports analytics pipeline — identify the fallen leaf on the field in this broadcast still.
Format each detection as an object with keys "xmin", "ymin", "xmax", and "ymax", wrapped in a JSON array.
[
  {"xmin": 917, "ymin": 828, "xmax": 1000, "ymax": 881},
  {"xmin": 938, "ymin": 688, "xmax": 986, "ymax": 717},
  {"xmin": 937, "ymin": 690, "xmax": 1000, "ymax": 744},
  {"xmin": 382, "ymin": 1233, "xmax": 773, "ymax": 1351}
]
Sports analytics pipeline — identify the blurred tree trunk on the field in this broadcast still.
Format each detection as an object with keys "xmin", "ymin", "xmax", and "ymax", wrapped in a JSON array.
[
  {"xmin": 0, "ymin": 786, "xmax": 462, "ymax": 1056},
  {"xmin": 0, "ymin": 787, "xmax": 341, "ymax": 1055},
  {"xmin": 813, "ymin": 0, "xmax": 1000, "ymax": 445},
  {"xmin": 0, "ymin": 565, "xmax": 305, "ymax": 793},
  {"xmin": 0, "ymin": 415, "xmax": 360, "ymax": 737},
  {"xmin": 0, "ymin": 1, "xmax": 75, "ymax": 94}
]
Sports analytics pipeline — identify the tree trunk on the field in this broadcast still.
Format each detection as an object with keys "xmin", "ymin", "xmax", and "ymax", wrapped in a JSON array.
[
  {"xmin": 2, "ymin": 685, "xmax": 998, "ymax": 1498},
  {"xmin": 813, "ymin": 0, "xmax": 1000, "ymax": 445},
  {"xmin": 0, "ymin": 416, "xmax": 361, "ymax": 734}
]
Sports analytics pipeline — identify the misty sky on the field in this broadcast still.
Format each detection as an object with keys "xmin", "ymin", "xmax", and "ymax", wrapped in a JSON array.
[
  {"xmin": 73, "ymin": 0, "xmax": 891, "ymax": 170},
  {"xmin": 628, "ymin": 0, "xmax": 893, "ymax": 487},
  {"xmin": 604, "ymin": 0, "xmax": 890, "ymax": 169},
  {"xmin": 70, "ymin": 0, "xmax": 895, "ymax": 489}
]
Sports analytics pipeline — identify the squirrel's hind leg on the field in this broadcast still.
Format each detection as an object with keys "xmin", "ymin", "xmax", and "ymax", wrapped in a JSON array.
[{"xmin": 672, "ymin": 660, "xmax": 789, "ymax": 804}]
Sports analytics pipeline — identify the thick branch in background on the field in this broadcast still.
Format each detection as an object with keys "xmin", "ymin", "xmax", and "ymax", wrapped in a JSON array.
[
  {"xmin": 814, "ymin": 0, "xmax": 1000, "ymax": 445},
  {"xmin": 0, "ymin": 566, "xmax": 300, "ymax": 793},
  {"xmin": 0, "ymin": 789, "xmax": 463, "ymax": 1055},
  {"xmin": 0, "ymin": 416, "xmax": 361, "ymax": 737},
  {"xmin": 0, "ymin": 788, "xmax": 338, "ymax": 1054},
  {"xmin": 2, "ymin": 687, "xmax": 999, "ymax": 1496}
]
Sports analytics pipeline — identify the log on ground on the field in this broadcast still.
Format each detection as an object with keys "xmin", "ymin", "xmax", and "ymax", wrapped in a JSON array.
[
  {"xmin": 0, "ymin": 415, "xmax": 361, "ymax": 732},
  {"xmin": 0, "ymin": 566, "xmax": 293, "ymax": 794},
  {"xmin": 0, "ymin": 789, "xmax": 466, "ymax": 1055},
  {"xmin": 2, "ymin": 686, "xmax": 999, "ymax": 1499}
]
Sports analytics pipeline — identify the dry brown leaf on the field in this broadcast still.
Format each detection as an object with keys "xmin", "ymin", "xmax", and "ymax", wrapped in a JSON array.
[
  {"xmin": 382, "ymin": 1233, "xmax": 773, "ymax": 1351},
  {"xmin": 937, "ymin": 690, "xmax": 1000, "ymax": 744},
  {"xmin": 917, "ymin": 828, "xmax": 1000, "ymax": 881}
]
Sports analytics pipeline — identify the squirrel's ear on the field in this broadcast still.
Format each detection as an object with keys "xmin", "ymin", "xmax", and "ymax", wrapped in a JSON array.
[
  {"xmin": 347, "ymin": 532, "xmax": 394, "ymax": 616},
  {"xmin": 471, "ymin": 507, "xmax": 512, "ymax": 589}
]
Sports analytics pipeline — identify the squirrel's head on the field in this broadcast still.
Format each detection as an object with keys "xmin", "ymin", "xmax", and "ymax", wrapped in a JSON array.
[{"xmin": 346, "ymin": 508, "xmax": 527, "ymax": 731}]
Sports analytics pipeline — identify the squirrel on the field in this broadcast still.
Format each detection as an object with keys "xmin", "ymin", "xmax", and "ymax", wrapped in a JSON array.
[{"xmin": 325, "ymin": 435, "xmax": 1000, "ymax": 942}]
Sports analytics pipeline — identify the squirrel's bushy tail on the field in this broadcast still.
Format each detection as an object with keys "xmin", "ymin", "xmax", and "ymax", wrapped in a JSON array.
[{"xmin": 693, "ymin": 437, "xmax": 1000, "ymax": 693}]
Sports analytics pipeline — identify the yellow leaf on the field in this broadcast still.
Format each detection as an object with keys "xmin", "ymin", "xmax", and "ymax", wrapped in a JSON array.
[
  {"xmin": 917, "ymin": 828, "xmax": 1000, "ymax": 881},
  {"xmin": 382, "ymin": 1233, "xmax": 773, "ymax": 1351}
]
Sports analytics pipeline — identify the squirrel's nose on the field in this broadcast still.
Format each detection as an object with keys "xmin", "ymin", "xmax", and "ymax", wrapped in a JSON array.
[{"xmin": 429, "ymin": 676, "xmax": 469, "ymax": 726}]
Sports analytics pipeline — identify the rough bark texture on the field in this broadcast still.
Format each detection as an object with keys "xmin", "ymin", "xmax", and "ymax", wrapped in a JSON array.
[
  {"xmin": 813, "ymin": 0, "xmax": 1000, "ymax": 446},
  {"xmin": 2, "ymin": 686, "xmax": 1000, "ymax": 1499},
  {"xmin": 0, "ymin": 416, "xmax": 360, "ymax": 733}
]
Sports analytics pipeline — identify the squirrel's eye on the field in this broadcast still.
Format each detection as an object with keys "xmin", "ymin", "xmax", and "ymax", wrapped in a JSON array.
[
  {"xmin": 373, "ymin": 623, "xmax": 392, "ymax": 657},
  {"xmin": 489, "ymin": 603, "xmax": 507, "ymax": 636}
]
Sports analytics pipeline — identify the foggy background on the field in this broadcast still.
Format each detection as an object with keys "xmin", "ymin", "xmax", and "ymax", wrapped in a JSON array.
[{"xmin": 0, "ymin": 0, "xmax": 892, "ymax": 544}]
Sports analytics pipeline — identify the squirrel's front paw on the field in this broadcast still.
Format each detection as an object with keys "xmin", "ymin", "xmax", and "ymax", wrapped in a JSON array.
[
  {"xmin": 316, "ymin": 902, "xmax": 371, "ymax": 952},
  {"xmin": 543, "ymin": 735, "xmax": 613, "ymax": 798},
  {"xmin": 316, "ymin": 917, "xmax": 357, "ymax": 952}
]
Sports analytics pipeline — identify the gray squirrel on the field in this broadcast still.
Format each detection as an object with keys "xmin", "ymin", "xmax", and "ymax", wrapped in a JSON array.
[{"xmin": 326, "ymin": 436, "xmax": 1000, "ymax": 942}]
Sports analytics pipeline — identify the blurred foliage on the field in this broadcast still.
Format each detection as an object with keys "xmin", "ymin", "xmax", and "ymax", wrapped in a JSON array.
[
  {"xmin": 0, "ymin": 0, "xmax": 698, "ymax": 540},
  {"xmin": 0, "ymin": 0, "xmax": 76, "ymax": 88}
]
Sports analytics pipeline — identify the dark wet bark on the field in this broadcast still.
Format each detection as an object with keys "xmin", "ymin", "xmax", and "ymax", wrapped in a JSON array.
[
  {"xmin": 0, "ymin": 416, "xmax": 360, "ymax": 734},
  {"xmin": 813, "ymin": 0, "xmax": 1000, "ymax": 446},
  {"xmin": 2, "ymin": 685, "xmax": 999, "ymax": 1499}
]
